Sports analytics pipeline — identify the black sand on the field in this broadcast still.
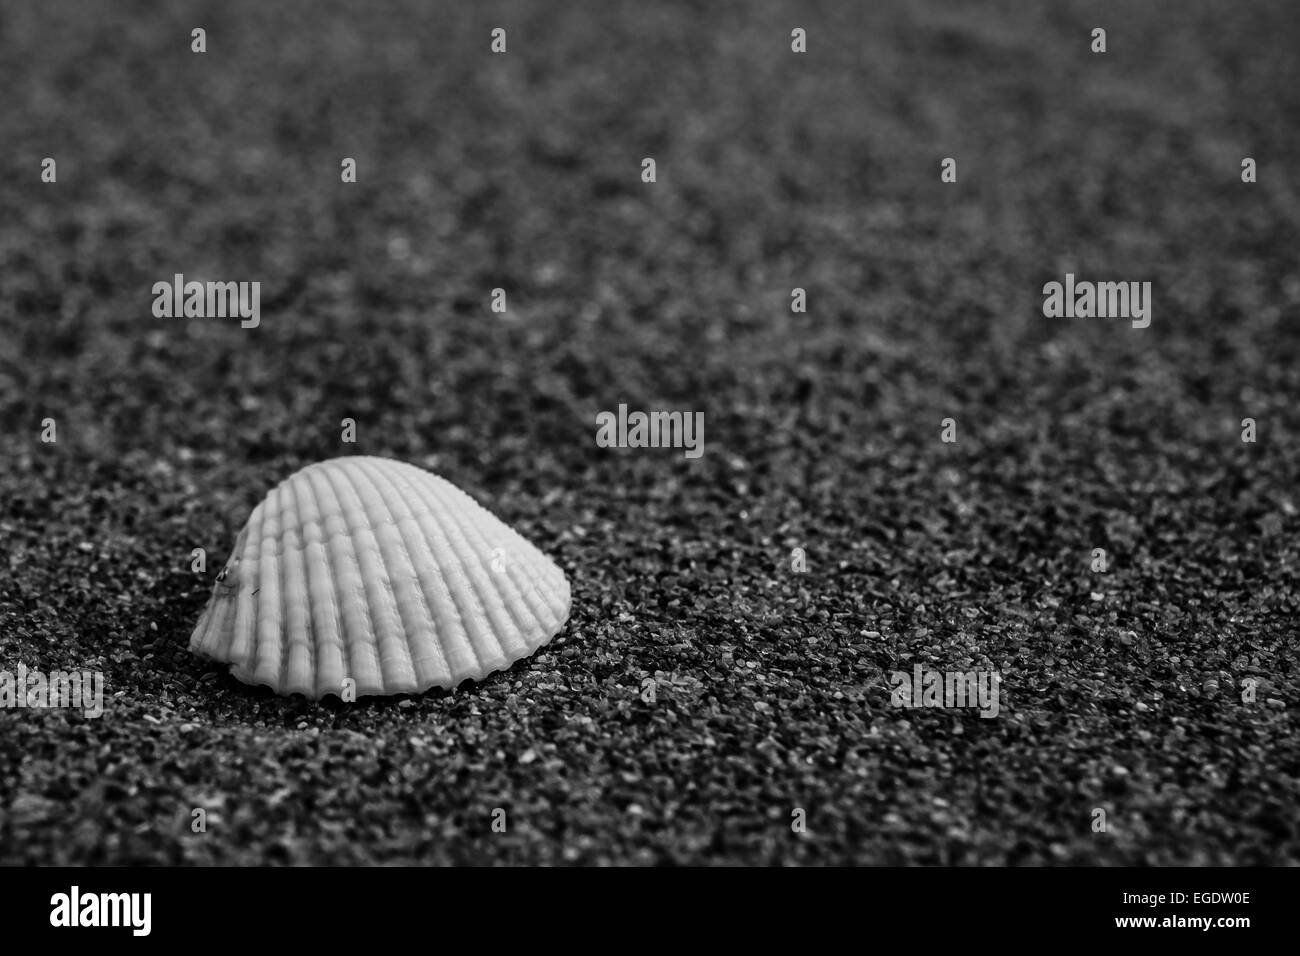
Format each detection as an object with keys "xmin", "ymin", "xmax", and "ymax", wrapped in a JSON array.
[{"xmin": 1, "ymin": 0, "xmax": 1297, "ymax": 864}]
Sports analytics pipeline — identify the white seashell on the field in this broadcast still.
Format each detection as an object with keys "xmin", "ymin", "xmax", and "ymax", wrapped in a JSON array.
[{"xmin": 189, "ymin": 456, "xmax": 571, "ymax": 699}]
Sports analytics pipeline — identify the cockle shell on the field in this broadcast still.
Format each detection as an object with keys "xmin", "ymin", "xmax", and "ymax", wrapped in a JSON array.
[{"xmin": 189, "ymin": 456, "xmax": 571, "ymax": 699}]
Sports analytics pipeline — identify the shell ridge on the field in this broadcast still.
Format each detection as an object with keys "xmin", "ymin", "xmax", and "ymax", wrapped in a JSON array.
[
  {"xmin": 356, "ymin": 460, "xmax": 462, "ymax": 686},
  {"xmin": 455, "ymin": 488, "xmax": 567, "ymax": 620},
  {"xmin": 350, "ymin": 459, "xmax": 454, "ymax": 687},
  {"xmin": 422, "ymin": 479, "xmax": 532, "ymax": 657},
  {"xmin": 304, "ymin": 464, "xmax": 382, "ymax": 694},
  {"xmin": 253, "ymin": 484, "xmax": 289, "ymax": 687},
  {"xmin": 424, "ymin": 480, "xmax": 549, "ymax": 657},
  {"xmin": 206, "ymin": 522, "xmax": 252, "ymax": 651},
  {"xmin": 278, "ymin": 472, "xmax": 315, "ymax": 695},
  {"xmin": 495, "ymin": 519, "xmax": 570, "ymax": 633},
  {"xmin": 351, "ymin": 460, "xmax": 447, "ymax": 686},
  {"xmin": 190, "ymin": 520, "xmax": 238, "ymax": 655},
  {"xmin": 290, "ymin": 469, "xmax": 336, "ymax": 697},
  {"xmin": 370, "ymin": 465, "xmax": 475, "ymax": 682},
  {"xmin": 328, "ymin": 460, "xmax": 418, "ymax": 693},
  {"xmin": 394, "ymin": 470, "xmax": 516, "ymax": 668},
  {"xmin": 381, "ymin": 466, "xmax": 491, "ymax": 679},
  {"xmin": 188, "ymin": 591, "xmax": 213, "ymax": 654},
  {"xmin": 228, "ymin": 499, "xmax": 269, "ymax": 677},
  {"xmin": 191, "ymin": 568, "xmax": 220, "ymax": 653},
  {"xmin": 296, "ymin": 467, "xmax": 350, "ymax": 697},
  {"xmin": 193, "ymin": 600, "xmax": 218, "ymax": 655},
  {"xmin": 375, "ymin": 465, "xmax": 487, "ymax": 684},
  {"xmin": 428, "ymin": 476, "xmax": 570, "ymax": 649},
  {"xmin": 457, "ymin": 494, "xmax": 567, "ymax": 634},
  {"xmin": 395, "ymin": 468, "xmax": 548, "ymax": 665},
  {"xmin": 379, "ymin": 466, "xmax": 491, "ymax": 679},
  {"xmin": 253, "ymin": 511, "xmax": 447, "ymax": 557},
  {"xmin": 313, "ymin": 462, "xmax": 388, "ymax": 693}
]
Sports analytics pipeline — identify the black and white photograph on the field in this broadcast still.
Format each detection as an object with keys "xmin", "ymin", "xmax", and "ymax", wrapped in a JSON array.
[{"xmin": 0, "ymin": 0, "xmax": 1294, "ymax": 936}]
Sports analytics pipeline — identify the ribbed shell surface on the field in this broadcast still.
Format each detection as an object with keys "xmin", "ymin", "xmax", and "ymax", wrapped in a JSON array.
[{"xmin": 189, "ymin": 457, "xmax": 571, "ymax": 699}]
